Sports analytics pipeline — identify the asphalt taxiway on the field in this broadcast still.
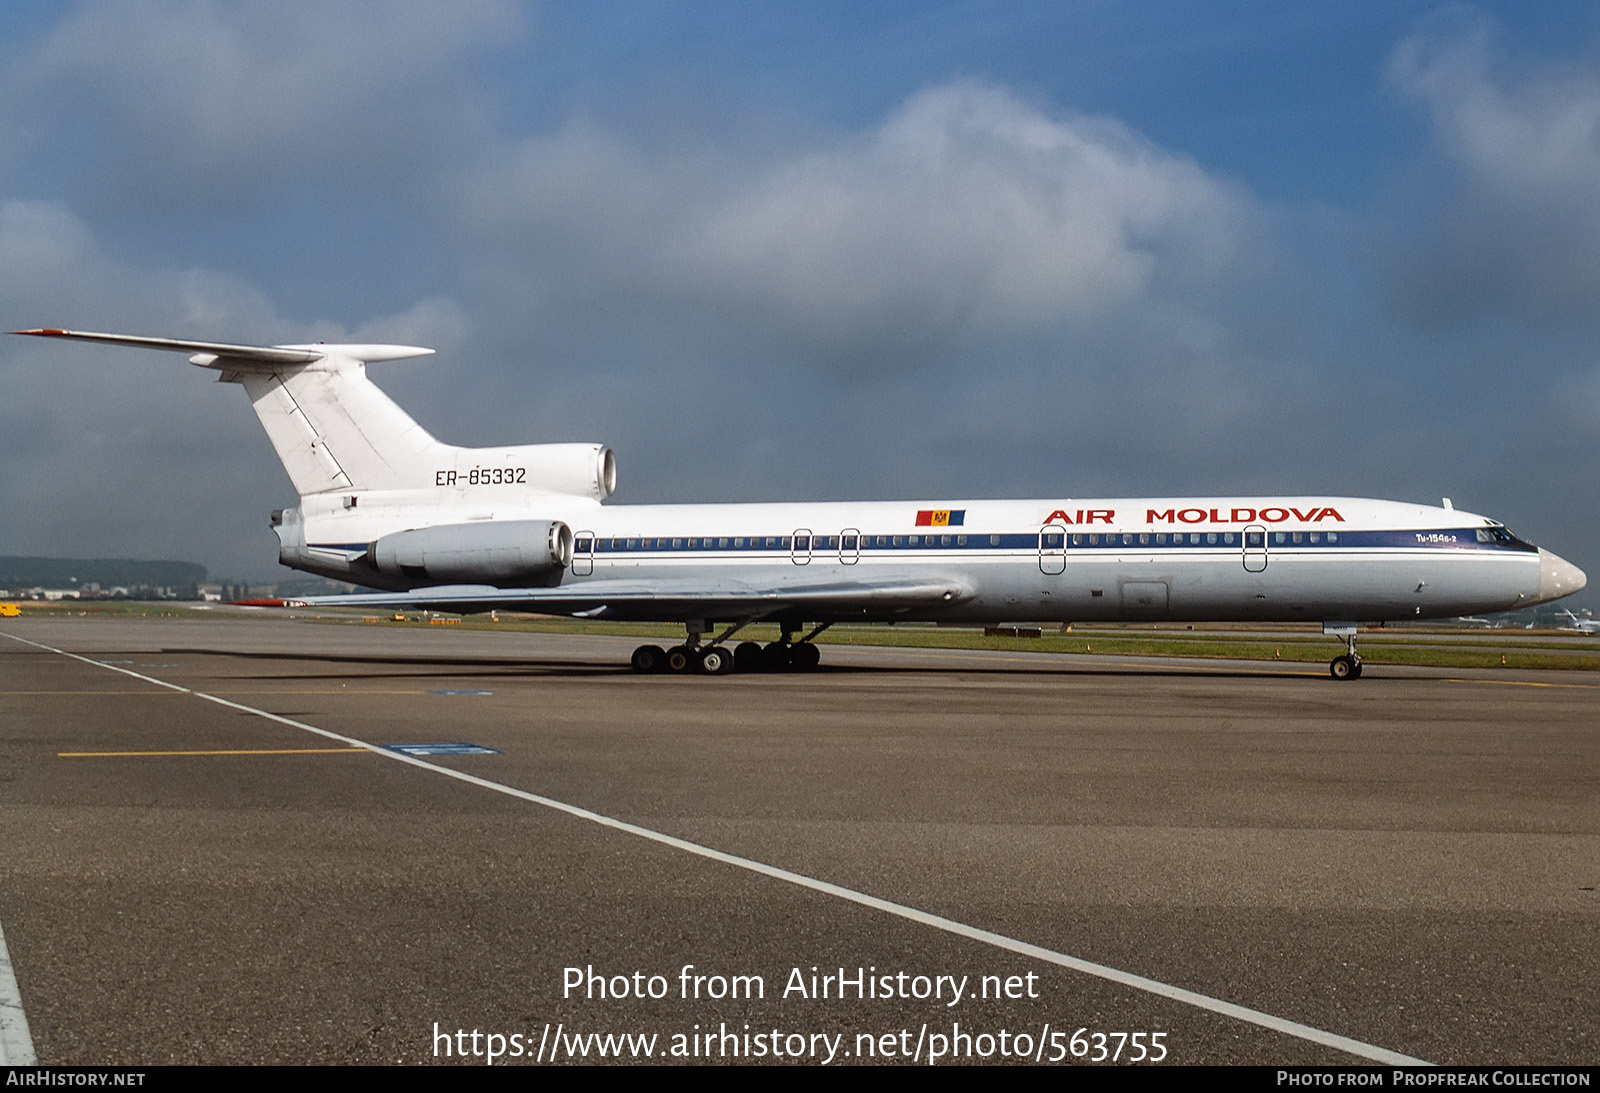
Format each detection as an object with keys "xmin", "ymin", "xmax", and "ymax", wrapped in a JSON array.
[{"xmin": 0, "ymin": 615, "xmax": 1595, "ymax": 1065}]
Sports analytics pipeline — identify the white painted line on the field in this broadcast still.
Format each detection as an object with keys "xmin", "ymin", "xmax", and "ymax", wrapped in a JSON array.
[
  {"xmin": 2, "ymin": 630, "xmax": 1431, "ymax": 1065},
  {"xmin": 0, "ymin": 916, "xmax": 37, "ymax": 1066}
]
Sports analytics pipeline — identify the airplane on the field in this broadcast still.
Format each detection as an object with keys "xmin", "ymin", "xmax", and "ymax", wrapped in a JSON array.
[
  {"xmin": 1558, "ymin": 609, "xmax": 1600, "ymax": 635},
  {"xmin": 15, "ymin": 328, "xmax": 1587, "ymax": 680}
]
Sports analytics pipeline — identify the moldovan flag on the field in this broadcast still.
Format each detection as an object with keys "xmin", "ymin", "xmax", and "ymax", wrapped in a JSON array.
[{"xmin": 915, "ymin": 509, "xmax": 965, "ymax": 526}]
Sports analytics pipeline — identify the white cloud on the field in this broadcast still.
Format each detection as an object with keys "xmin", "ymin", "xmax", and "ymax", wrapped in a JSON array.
[
  {"xmin": 456, "ymin": 83, "xmax": 1255, "ymax": 371},
  {"xmin": 8, "ymin": 0, "xmax": 521, "ymax": 205},
  {"xmin": 1388, "ymin": 15, "xmax": 1600, "ymax": 318}
]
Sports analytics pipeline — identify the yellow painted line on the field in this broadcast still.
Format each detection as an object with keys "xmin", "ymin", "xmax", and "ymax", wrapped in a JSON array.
[
  {"xmin": 59, "ymin": 747, "xmax": 372, "ymax": 758},
  {"xmin": 1437, "ymin": 677, "xmax": 1600, "ymax": 689},
  {"xmin": 849, "ymin": 644, "xmax": 1600, "ymax": 682},
  {"xmin": 210, "ymin": 690, "xmax": 430, "ymax": 695},
  {"xmin": 850, "ymin": 646, "xmax": 1325, "ymax": 677}
]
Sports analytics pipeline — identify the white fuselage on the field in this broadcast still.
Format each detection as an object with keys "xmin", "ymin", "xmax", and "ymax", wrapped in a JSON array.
[{"xmin": 276, "ymin": 491, "xmax": 1571, "ymax": 625}]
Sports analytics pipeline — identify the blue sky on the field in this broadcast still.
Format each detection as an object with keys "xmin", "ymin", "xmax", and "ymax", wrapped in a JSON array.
[{"xmin": 2, "ymin": 1, "xmax": 1599, "ymax": 607}]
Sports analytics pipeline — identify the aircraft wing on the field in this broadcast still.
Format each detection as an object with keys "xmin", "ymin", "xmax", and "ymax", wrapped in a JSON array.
[{"xmin": 283, "ymin": 575, "xmax": 972, "ymax": 621}]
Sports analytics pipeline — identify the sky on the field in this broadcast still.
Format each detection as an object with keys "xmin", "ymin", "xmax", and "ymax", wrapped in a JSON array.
[{"xmin": 2, "ymin": 0, "xmax": 1599, "ymax": 607}]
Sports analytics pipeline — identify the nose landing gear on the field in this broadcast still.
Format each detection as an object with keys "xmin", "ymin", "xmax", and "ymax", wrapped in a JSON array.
[
  {"xmin": 1329, "ymin": 653, "xmax": 1362, "ymax": 679},
  {"xmin": 1324, "ymin": 624, "xmax": 1363, "ymax": 680}
]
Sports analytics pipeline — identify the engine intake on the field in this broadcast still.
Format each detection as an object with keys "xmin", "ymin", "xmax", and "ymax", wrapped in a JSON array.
[{"xmin": 369, "ymin": 520, "xmax": 573, "ymax": 587}]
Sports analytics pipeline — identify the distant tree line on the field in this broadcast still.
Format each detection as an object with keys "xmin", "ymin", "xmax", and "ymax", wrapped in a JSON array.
[{"xmin": 0, "ymin": 556, "xmax": 207, "ymax": 597}]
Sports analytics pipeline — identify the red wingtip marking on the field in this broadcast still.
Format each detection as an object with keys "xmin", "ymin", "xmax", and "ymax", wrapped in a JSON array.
[{"xmin": 12, "ymin": 328, "xmax": 65, "ymax": 335}]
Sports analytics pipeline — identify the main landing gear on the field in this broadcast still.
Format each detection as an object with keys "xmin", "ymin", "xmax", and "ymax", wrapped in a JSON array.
[
  {"xmin": 630, "ymin": 620, "xmax": 830, "ymax": 675},
  {"xmin": 1325, "ymin": 624, "xmax": 1363, "ymax": 680}
]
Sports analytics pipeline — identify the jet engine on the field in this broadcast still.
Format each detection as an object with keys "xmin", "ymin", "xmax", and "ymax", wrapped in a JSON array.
[
  {"xmin": 369, "ymin": 520, "xmax": 574, "ymax": 586},
  {"xmin": 459, "ymin": 443, "xmax": 616, "ymax": 500}
]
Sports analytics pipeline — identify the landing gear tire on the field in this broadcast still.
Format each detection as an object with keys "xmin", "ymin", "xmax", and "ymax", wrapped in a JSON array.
[
  {"xmin": 697, "ymin": 646, "xmax": 734, "ymax": 675},
  {"xmin": 1330, "ymin": 654, "xmax": 1361, "ymax": 680},
  {"xmin": 631, "ymin": 644, "xmax": 667, "ymax": 673},
  {"xmin": 733, "ymin": 641, "xmax": 764, "ymax": 672},
  {"xmin": 762, "ymin": 642, "xmax": 793, "ymax": 671},
  {"xmin": 790, "ymin": 643, "xmax": 821, "ymax": 670},
  {"xmin": 666, "ymin": 645, "xmax": 694, "ymax": 673}
]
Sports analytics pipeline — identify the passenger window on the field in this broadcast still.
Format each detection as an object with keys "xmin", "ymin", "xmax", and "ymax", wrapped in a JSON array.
[
  {"xmin": 1206, "ymin": 533, "xmax": 1217, "ymax": 545},
  {"xmin": 909, "ymin": 535, "xmax": 920, "ymax": 546},
  {"xmin": 575, "ymin": 537, "xmax": 592, "ymax": 551},
  {"xmin": 1309, "ymin": 532, "xmax": 1320, "ymax": 544},
  {"xmin": 956, "ymin": 535, "xmax": 967, "ymax": 546},
  {"xmin": 1326, "ymin": 532, "xmax": 1338, "ymax": 543},
  {"xmin": 989, "ymin": 534, "xmax": 1000, "ymax": 546},
  {"xmin": 1156, "ymin": 533, "xmax": 1167, "ymax": 545},
  {"xmin": 842, "ymin": 535, "xmax": 857, "ymax": 549},
  {"xmin": 1223, "ymin": 532, "xmax": 1235, "ymax": 545},
  {"xmin": 1274, "ymin": 533, "xmax": 1286, "ymax": 545}
]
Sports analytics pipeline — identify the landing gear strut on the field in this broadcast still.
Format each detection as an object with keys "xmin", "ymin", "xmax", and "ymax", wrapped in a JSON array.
[
  {"xmin": 1325, "ymin": 624, "xmax": 1363, "ymax": 680},
  {"xmin": 629, "ymin": 619, "xmax": 828, "ymax": 675},
  {"xmin": 631, "ymin": 618, "xmax": 748, "ymax": 675},
  {"xmin": 757, "ymin": 622, "xmax": 829, "ymax": 672}
]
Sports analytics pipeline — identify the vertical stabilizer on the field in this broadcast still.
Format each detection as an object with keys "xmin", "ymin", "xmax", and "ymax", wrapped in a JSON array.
[{"xmin": 229, "ymin": 352, "xmax": 444, "ymax": 495}]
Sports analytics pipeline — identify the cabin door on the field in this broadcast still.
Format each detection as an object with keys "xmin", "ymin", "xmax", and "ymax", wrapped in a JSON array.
[
  {"xmin": 573, "ymin": 531, "xmax": 595, "ymax": 576},
  {"xmin": 840, "ymin": 528, "xmax": 861, "ymax": 565},
  {"xmin": 1243, "ymin": 524, "xmax": 1268, "ymax": 573},
  {"xmin": 1039, "ymin": 524, "xmax": 1067, "ymax": 575}
]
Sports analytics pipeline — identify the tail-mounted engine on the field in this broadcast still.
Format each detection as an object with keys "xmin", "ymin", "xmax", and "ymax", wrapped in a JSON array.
[
  {"xmin": 369, "ymin": 520, "xmax": 574, "ymax": 587},
  {"xmin": 450, "ymin": 443, "xmax": 616, "ymax": 500}
]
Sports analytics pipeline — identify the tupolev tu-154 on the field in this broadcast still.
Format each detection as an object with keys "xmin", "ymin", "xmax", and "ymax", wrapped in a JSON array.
[{"xmin": 17, "ymin": 329, "xmax": 1586, "ymax": 678}]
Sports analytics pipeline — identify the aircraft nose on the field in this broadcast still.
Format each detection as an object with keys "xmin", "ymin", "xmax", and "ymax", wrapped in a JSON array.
[{"xmin": 1536, "ymin": 548, "xmax": 1587, "ymax": 605}]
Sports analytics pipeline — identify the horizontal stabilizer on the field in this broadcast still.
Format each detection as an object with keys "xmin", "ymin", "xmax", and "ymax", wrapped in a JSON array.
[{"xmin": 12, "ymin": 329, "xmax": 433, "ymax": 369}]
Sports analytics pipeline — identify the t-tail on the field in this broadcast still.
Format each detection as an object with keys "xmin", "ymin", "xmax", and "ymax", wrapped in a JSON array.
[{"xmin": 13, "ymin": 329, "xmax": 611, "ymax": 584}]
